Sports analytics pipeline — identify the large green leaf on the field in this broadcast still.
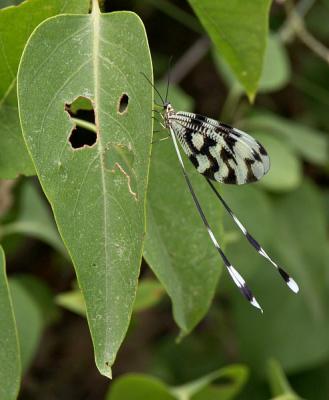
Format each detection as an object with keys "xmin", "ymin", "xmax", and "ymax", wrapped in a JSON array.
[
  {"xmin": 0, "ymin": 246, "xmax": 20, "ymax": 400},
  {"xmin": 0, "ymin": 0, "xmax": 90, "ymax": 178},
  {"xmin": 144, "ymin": 88, "xmax": 222, "ymax": 336},
  {"xmin": 188, "ymin": 0, "xmax": 271, "ymax": 100},
  {"xmin": 18, "ymin": 5, "xmax": 153, "ymax": 377}
]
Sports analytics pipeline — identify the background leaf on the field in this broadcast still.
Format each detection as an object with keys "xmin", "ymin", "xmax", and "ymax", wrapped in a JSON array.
[
  {"xmin": 0, "ymin": 179, "xmax": 67, "ymax": 257},
  {"xmin": 9, "ymin": 276, "xmax": 43, "ymax": 372},
  {"xmin": 267, "ymin": 359, "xmax": 302, "ymax": 400},
  {"xmin": 222, "ymin": 181, "xmax": 329, "ymax": 375},
  {"xmin": 172, "ymin": 365, "xmax": 248, "ymax": 400},
  {"xmin": 107, "ymin": 374, "xmax": 176, "ymax": 400},
  {"xmin": 252, "ymin": 133, "xmax": 302, "ymax": 192},
  {"xmin": 0, "ymin": 0, "xmax": 90, "ymax": 178},
  {"xmin": 0, "ymin": 246, "xmax": 20, "ymax": 400},
  {"xmin": 107, "ymin": 366, "xmax": 248, "ymax": 400},
  {"xmin": 55, "ymin": 278, "xmax": 165, "ymax": 316},
  {"xmin": 240, "ymin": 112, "xmax": 329, "ymax": 166},
  {"xmin": 188, "ymin": 0, "xmax": 271, "ymax": 100},
  {"xmin": 214, "ymin": 34, "xmax": 291, "ymax": 94},
  {"xmin": 18, "ymin": 7, "xmax": 152, "ymax": 377}
]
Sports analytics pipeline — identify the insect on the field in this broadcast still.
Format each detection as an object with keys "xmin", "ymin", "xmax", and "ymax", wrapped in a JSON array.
[{"xmin": 144, "ymin": 74, "xmax": 299, "ymax": 312}]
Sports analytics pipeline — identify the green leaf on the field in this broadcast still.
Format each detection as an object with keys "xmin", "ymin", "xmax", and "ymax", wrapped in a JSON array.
[
  {"xmin": 240, "ymin": 112, "xmax": 329, "ymax": 166},
  {"xmin": 18, "ymin": 6, "xmax": 153, "ymax": 377},
  {"xmin": 267, "ymin": 359, "xmax": 302, "ymax": 400},
  {"xmin": 225, "ymin": 181, "xmax": 329, "ymax": 374},
  {"xmin": 258, "ymin": 35, "xmax": 290, "ymax": 93},
  {"xmin": 0, "ymin": 246, "xmax": 20, "ymax": 400},
  {"xmin": 107, "ymin": 374, "xmax": 176, "ymax": 400},
  {"xmin": 0, "ymin": 0, "xmax": 90, "ymax": 178},
  {"xmin": 133, "ymin": 278, "xmax": 165, "ymax": 312},
  {"xmin": 251, "ymin": 133, "xmax": 302, "ymax": 192},
  {"xmin": 188, "ymin": 0, "xmax": 271, "ymax": 100},
  {"xmin": 144, "ymin": 145, "xmax": 223, "ymax": 336},
  {"xmin": 214, "ymin": 35, "xmax": 291, "ymax": 94},
  {"xmin": 55, "ymin": 288, "xmax": 86, "ymax": 316},
  {"xmin": 56, "ymin": 278, "xmax": 164, "ymax": 316},
  {"xmin": 0, "ymin": 179, "xmax": 67, "ymax": 257},
  {"xmin": 9, "ymin": 276, "xmax": 55, "ymax": 373},
  {"xmin": 106, "ymin": 366, "xmax": 248, "ymax": 400},
  {"xmin": 172, "ymin": 365, "xmax": 248, "ymax": 400},
  {"xmin": 13, "ymin": 275, "xmax": 58, "ymax": 327},
  {"xmin": 9, "ymin": 277, "xmax": 43, "ymax": 372}
]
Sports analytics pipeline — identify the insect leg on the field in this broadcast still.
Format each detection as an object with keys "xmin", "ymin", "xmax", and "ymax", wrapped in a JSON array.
[{"xmin": 206, "ymin": 178, "xmax": 299, "ymax": 294}]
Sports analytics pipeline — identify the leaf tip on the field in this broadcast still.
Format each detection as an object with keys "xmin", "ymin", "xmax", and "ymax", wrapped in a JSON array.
[{"xmin": 98, "ymin": 361, "xmax": 113, "ymax": 379}]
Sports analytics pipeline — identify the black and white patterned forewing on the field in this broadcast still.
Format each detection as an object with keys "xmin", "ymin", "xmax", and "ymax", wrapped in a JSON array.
[{"xmin": 168, "ymin": 111, "xmax": 270, "ymax": 185}]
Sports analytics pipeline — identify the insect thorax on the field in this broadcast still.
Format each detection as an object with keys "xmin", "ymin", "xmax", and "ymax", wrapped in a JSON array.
[{"xmin": 163, "ymin": 103, "xmax": 175, "ymax": 129}]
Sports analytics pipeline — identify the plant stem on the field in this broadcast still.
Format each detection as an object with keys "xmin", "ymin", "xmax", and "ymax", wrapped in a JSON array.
[
  {"xmin": 166, "ymin": 36, "xmax": 211, "ymax": 85},
  {"xmin": 281, "ymin": 0, "xmax": 329, "ymax": 64},
  {"xmin": 71, "ymin": 118, "xmax": 97, "ymax": 133}
]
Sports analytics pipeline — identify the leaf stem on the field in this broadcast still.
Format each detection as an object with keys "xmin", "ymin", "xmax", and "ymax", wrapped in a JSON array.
[
  {"xmin": 71, "ymin": 118, "xmax": 97, "ymax": 133},
  {"xmin": 164, "ymin": 36, "xmax": 211, "ymax": 85},
  {"xmin": 220, "ymin": 85, "xmax": 242, "ymax": 122},
  {"xmin": 91, "ymin": 0, "xmax": 100, "ymax": 15}
]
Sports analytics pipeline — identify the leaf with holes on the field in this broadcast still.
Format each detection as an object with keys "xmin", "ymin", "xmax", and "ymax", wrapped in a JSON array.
[
  {"xmin": 17, "ymin": 5, "xmax": 153, "ymax": 377},
  {"xmin": 0, "ymin": 0, "xmax": 90, "ymax": 179},
  {"xmin": 188, "ymin": 0, "xmax": 271, "ymax": 100},
  {"xmin": 0, "ymin": 246, "xmax": 20, "ymax": 400}
]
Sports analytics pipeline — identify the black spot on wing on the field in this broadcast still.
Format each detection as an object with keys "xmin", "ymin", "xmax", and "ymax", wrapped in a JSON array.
[
  {"xmin": 252, "ymin": 149, "xmax": 262, "ymax": 162},
  {"xmin": 202, "ymin": 167, "xmax": 215, "ymax": 180},
  {"xmin": 224, "ymin": 135, "xmax": 237, "ymax": 153},
  {"xmin": 245, "ymin": 158, "xmax": 257, "ymax": 183},
  {"xmin": 256, "ymin": 140, "xmax": 268, "ymax": 156},
  {"xmin": 220, "ymin": 147, "xmax": 237, "ymax": 165},
  {"xmin": 223, "ymin": 167, "xmax": 237, "ymax": 184},
  {"xmin": 184, "ymin": 128, "xmax": 198, "ymax": 153},
  {"xmin": 199, "ymin": 136, "xmax": 217, "ymax": 155},
  {"xmin": 189, "ymin": 154, "xmax": 199, "ymax": 169}
]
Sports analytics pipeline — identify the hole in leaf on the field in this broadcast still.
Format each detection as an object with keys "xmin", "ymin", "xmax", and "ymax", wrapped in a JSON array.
[
  {"xmin": 118, "ymin": 93, "xmax": 129, "ymax": 114},
  {"xmin": 65, "ymin": 97, "xmax": 97, "ymax": 149}
]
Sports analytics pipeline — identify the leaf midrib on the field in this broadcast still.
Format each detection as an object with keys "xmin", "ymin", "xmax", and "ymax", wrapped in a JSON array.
[{"xmin": 92, "ymin": 2, "xmax": 111, "ymax": 363}]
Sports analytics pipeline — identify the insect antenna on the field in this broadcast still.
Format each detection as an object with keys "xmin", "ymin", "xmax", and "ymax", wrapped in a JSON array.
[
  {"xmin": 164, "ymin": 56, "xmax": 173, "ymax": 104},
  {"xmin": 169, "ymin": 128, "xmax": 263, "ymax": 312},
  {"xmin": 140, "ymin": 72, "xmax": 165, "ymax": 106},
  {"xmin": 206, "ymin": 178, "xmax": 299, "ymax": 294}
]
